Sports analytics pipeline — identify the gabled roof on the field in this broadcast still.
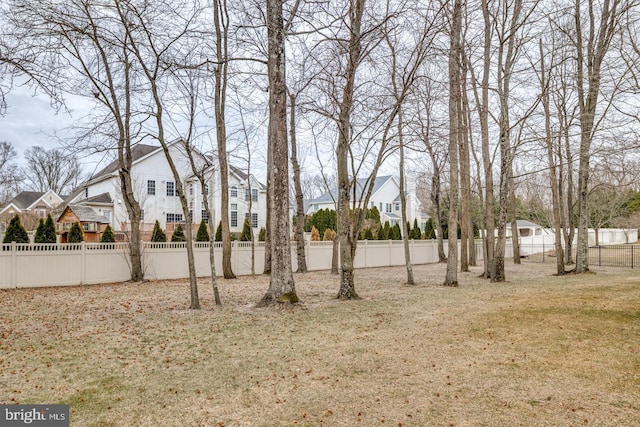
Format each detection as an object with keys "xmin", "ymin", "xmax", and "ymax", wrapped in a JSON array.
[
  {"xmin": 309, "ymin": 175, "xmax": 395, "ymax": 205},
  {"xmin": 90, "ymin": 144, "xmax": 160, "ymax": 182},
  {"xmin": 3, "ymin": 191, "xmax": 45, "ymax": 210},
  {"xmin": 57, "ymin": 205, "xmax": 109, "ymax": 224}
]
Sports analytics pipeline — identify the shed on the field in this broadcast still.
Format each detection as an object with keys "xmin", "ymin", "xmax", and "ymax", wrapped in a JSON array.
[{"xmin": 57, "ymin": 205, "xmax": 110, "ymax": 243}]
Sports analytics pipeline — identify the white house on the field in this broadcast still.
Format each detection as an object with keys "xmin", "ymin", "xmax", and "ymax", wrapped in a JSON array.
[
  {"xmin": 65, "ymin": 141, "xmax": 266, "ymax": 236},
  {"xmin": 305, "ymin": 175, "xmax": 427, "ymax": 230}
]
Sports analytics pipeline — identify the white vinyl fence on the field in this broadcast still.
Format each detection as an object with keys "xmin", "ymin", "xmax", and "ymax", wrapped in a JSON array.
[{"xmin": 1, "ymin": 240, "xmax": 463, "ymax": 289}]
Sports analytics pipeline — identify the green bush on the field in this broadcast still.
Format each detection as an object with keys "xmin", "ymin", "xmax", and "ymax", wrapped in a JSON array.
[
  {"xmin": 391, "ymin": 223, "xmax": 401, "ymax": 240},
  {"xmin": 151, "ymin": 220, "xmax": 167, "ymax": 242},
  {"xmin": 34, "ymin": 219, "xmax": 46, "ymax": 243},
  {"xmin": 3, "ymin": 215, "xmax": 29, "ymax": 244},
  {"xmin": 364, "ymin": 228, "xmax": 374, "ymax": 240},
  {"xmin": 100, "ymin": 224, "xmax": 116, "ymax": 243},
  {"xmin": 377, "ymin": 224, "xmax": 387, "ymax": 240},
  {"xmin": 171, "ymin": 224, "xmax": 186, "ymax": 242},
  {"xmin": 366, "ymin": 206, "xmax": 381, "ymax": 222},
  {"xmin": 196, "ymin": 219, "xmax": 210, "ymax": 242},
  {"xmin": 239, "ymin": 218, "xmax": 252, "ymax": 241},
  {"xmin": 424, "ymin": 218, "xmax": 435, "ymax": 239},
  {"xmin": 67, "ymin": 222, "xmax": 84, "ymax": 243},
  {"xmin": 258, "ymin": 227, "xmax": 266, "ymax": 242},
  {"xmin": 215, "ymin": 221, "xmax": 222, "ymax": 242}
]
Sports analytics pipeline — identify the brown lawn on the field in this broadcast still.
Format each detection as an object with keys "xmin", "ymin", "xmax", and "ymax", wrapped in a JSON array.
[{"xmin": 1, "ymin": 261, "xmax": 639, "ymax": 426}]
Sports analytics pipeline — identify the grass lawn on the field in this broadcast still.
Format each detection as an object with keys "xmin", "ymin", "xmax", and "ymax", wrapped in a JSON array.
[{"xmin": 1, "ymin": 261, "xmax": 639, "ymax": 426}]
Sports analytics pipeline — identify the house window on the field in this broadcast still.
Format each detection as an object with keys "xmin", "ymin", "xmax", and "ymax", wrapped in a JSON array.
[
  {"xmin": 370, "ymin": 202, "xmax": 374, "ymax": 209},
  {"xmin": 189, "ymin": 210, "xmax": 193, "ymax": 223},
  {"xmin": 204, "ymin": 184, "xmax": 209, "ymax": 195},
  {"xmin": 104, "ymin": 210, "xmax": 112, "ymax": 222},
  {"xmin": 386, "ymin": 203, "xmax": 392, "ymax": 213},
  {"xmin": 379, "ymin": 202, "xmax": 383, "ymax": 211},
  {"xmin": 231, "ymin": 203, "xmax": 238, "ymax": 227},
  {"xmin": 140, "ymin": 210, "xmax": 144, "ymax": 221},
  {"xmin": 166, "ymin": 213, "xmax": 183, "ymax": 223},
  {"xmin": 166, "ymin": 181, "xmax": 175, "ymax": 197},
  {"xmin": 85, "ymin": 188, "xmax": 89, "ymax": 198},
  {"xmin": 395, "ymin": 203, "xmax": 400, "ymax": 211},
  {"xmin": 189, "ymin": 184, "xmax": 193, "ymax": 196},
  {"xmin": 147, "ymin": 180, "xmax": 156, "ymax": 195},
  {"xmin": 201, "ymin": 210, "xmax": 209, "ymax": 224},
  {"xmin": 82, "ymin": 223, "xmax": 89, "ymax": 231},
  {"xmin": 245, "ymin": 188, "xmax": 258, "ymax": 202},
  {"xmin": 252, "ymin": 212, "xmax": 258, "ymax": 228},
  {"xmin": 230, "ymin": 186, "xmax": 237, "ymax": 197}
]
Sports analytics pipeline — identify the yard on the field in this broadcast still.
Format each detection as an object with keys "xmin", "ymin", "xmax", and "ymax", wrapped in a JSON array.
[{"xmin": 1, "ymin": 261, "xmax": 639, "ymax": 426}]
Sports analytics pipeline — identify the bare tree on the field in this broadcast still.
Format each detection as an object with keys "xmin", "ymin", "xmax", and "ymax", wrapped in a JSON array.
[
  {"xmin": 289, "ymin": 92, "xmax": 307, "ymax": 273},
  {"xmin": 112, "ymin": 0, "xmax": 207, "ymax": 309},
  {"xmin": 258, "ymin": 0, "xmax": 297, "ymax": 305},
  {"xmin": 444, "ymin": 0, "xmax": 462, "ymax": 287},
  {"xmin": 0, "ymin": 141, "xmax": 20, "ymax": 204},
  {"xmin": 573, "ymin": 0, "xmax": 628, "ymax": 272},
  {"xmin": 23, "ymin": 146, "xmax": 82, "ymax": 194},
  {"xmin": 212, "ymin": 0, "xmax": 236, "ymax": 280},
  {"xmin": 7, "ymin": 0, "xmax": 146, "ymax": 281}
]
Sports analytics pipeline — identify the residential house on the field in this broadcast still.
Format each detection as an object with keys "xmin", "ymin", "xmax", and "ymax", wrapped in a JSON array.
[
  {"xmin": 57, "ymin": 204, "xmax": 111, "ymax": 243},
  {"xmin": 305, "ymin": 175, "xmax": 427, "ymax": 231},
  {"xmin": 0, "ymin": 190, "xmax": 64, "ymax": 218},
  {"xmin": 0, "ymin": 190, "xmax": 65, "ymax": 233},
  {"xmin": 64, "ymin": 141, "xmax": 266, "ymax": 238}
]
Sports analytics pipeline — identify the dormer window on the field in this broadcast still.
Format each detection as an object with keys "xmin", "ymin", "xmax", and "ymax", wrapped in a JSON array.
[{"xmin": 230, "ymin": 186, "xmax": 237, "ymax": 197}]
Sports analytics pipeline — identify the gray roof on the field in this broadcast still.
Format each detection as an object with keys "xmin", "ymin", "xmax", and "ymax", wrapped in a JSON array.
[
  {"xmin": 84, "ymin": 193, "xmax": 113, "ymax": 204},
  {"xmin": 4, "ymin": 191, "xmax": 45, "ymax": 210},
  {"xmin": 65, "ymin": 205, "xmax": 110, "ymax": 223},
  {"xmin": 309, "ymin": 175, "xmax": 394, "ymax": 205}
]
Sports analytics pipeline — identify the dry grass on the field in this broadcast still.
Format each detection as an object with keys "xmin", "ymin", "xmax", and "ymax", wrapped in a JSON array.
[{"xmin": 1, "ymin": 261, "xmax": 639, "ymax": 426}]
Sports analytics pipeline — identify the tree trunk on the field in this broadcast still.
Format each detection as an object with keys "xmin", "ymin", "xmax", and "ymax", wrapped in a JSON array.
[
  {"xmin": 259, "ymin": 0, "xmax": 297, "ymax": 305},
  {"xmin": 444, "ymin": 0, "xmax": 461, "ymax": 287},
  {"xmin": 331, "ymin": 237, "xmax": 339, "ymax": 274},
  {"xmin": 431, "ymin": 172, "xmax": 446, "ymax": 263},
  {"xmin": 335, "ymin": 0, "xmax": 365, "ymax": 299},
  {"xmin": 540, "ymin": 39, "xmax": 565, "ymax": 275},
  {"xmin": 289, "ymin": 93, "xmax": 307, "ymax": 273},
  {"xmin": 573, "ymin": 0, "xmax": 621, "ymax": 273},
  {"xmin": 212, "ymin": 0, "xmax": 235, "ymax": 280},
  {"xmin": 479, "ymin": 0, "xmax": 495, "ymax": 279},
  {"xmin": 398, "ymin": 107, "xmax": 414, "ymax": 285},
  {"xmin": 509, "ymin": 168, "xmax": 520, "ymax": 264}
]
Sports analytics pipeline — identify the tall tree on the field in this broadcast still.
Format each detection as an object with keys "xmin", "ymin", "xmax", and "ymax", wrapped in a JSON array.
[
  {"xmin": 444, "ymin": 0, "xmax": 462, "ymax": 287},
  {"xmin": 23, "ymin": 146, "xmax": 82, "ymax": 194},
  {"xmin": 573, "ymin": 0, "xmax": 626, "ymax": 272},
  {"xmin": 113, "ymin": 0, "xmax": 204, "ymax": 308},
  {"xmin": 8, "ymin": 0, "xmax": 145, "ymax": 281},
  {"xmin": 259, "ymin": 0, "xmax": 297, "ymax": 305},
  {"xmin": 212, "ymin": 0, "xmax": 236, "ymax": 279}
]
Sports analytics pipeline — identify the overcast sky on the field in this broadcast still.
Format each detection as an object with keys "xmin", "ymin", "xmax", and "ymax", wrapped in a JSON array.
[{"xmin": 0, "ymin": 84, "xmax": 120, "ymax": 177}]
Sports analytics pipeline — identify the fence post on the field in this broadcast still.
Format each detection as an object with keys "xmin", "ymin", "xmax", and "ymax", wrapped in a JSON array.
[
  {"xmin": 363, "ymin": 239, "xmax": 368, "ymax": 268},
  {"xmin": 598, "ymin": 245, "xmax": 601, "ymax": 266},
  {"xmin": 81, "ymin": 241, "xmax": 86, "ymax": 285},
  {"xmin": 632, "ymin": 245, "xmax": 634, "ymax": 269},
  {"xmin": 11, "ymin": 241, "xmax": 17, "ymax": 288}
]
